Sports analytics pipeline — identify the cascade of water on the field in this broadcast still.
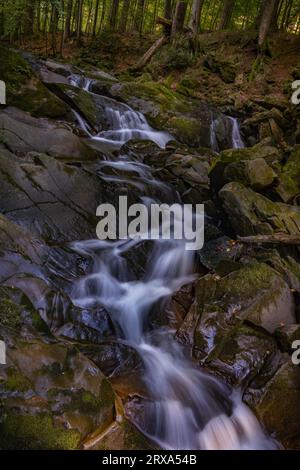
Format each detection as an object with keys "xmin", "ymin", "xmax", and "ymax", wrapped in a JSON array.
[
  {"xmin": 210, "ymin": 114, "xmax": 244, "ymax": 152},
  {"xmin": 69, "ymin": 74, "xmax": 172, "ymax": 149},
  {"xmin": 228, "ymin": 116, "xmax": 245, "ymax": 149},
  {"xmin": 68, "ymin": 74, "xmax": 277, "ymax": 450}
]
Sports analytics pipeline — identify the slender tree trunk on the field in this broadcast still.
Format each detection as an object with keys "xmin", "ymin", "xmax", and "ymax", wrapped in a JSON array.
[
  {"xmin": 218, "ymin": 0, "xmax": 235, "ymax": 30},
  {"xmin": 50, "ymin": 3, "xmax": 59, "ymax": 55},
  {"xmin": 92, "ymin": 0, "xmax": 100, "ymax": 36},
  {"xmin": 24, "ymin": 0, "xmax": 35, "ymax": 36},
  {"xmin": 270, "ymin": 0, "xmax": 281, "ymax": 30},
  {"xmin": 162, "ymin": 0, "xmax": 172, "ymax": 35},
  {"xmin": 171, "ymin": 0, "xmax": 188, "ymax": 37},
  {"xmin": 258, "ymin": 0, "xmax": 277, "ymax": 50},
  {"xmin": 109, "ymin": 0, "xmax": 120, "ymax": 31},
  {"xmin": 99, "ymin": 0, "xmax": 107, "ymax": 31},
  {"xmin": 65, "ymin": 0, "xmax": 73, "ymax": 38},
  {"xmin": 188, "ymin": 0, "xmax": 204, "ymax": 35},
  {"xmin": 134, "ymin": 0, "xmax": 146, "ymax": 33},
  {"xmin": 119, "ymin": 0, "xmax": 131, "ymax": 32},
  {"xmin": 76, "ymin": 0, "xmax": 83, "ymax": 46}
]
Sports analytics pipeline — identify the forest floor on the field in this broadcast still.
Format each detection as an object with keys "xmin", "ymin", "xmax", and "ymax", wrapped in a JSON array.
[{"xmin": 5, "ymin": 29, "xmax": 300, "ymax": 114}]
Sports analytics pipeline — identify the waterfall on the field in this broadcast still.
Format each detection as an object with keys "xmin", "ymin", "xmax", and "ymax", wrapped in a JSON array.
[
  {"xmin": 70, "ymin": 74, "xmax": 172, "ymax": 149},
  {"xmin": 70, "ymin": 236, "xmax": 277, "ymax": 450},
  {"xmin": 228, "ymin": 116, "xmax": 245, "ymax": 149},
  {"xmin": 210, "ymin": 114, "xmax": 244, "ymax": 152},
  {"xmin": 68, "ymin": 74, "xmax": 277, "ymax": 450}
]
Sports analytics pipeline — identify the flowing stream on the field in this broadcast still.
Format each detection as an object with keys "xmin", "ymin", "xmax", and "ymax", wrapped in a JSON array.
[{"xmin": 70, "ymin": 76, "xmax": 277, "ymax": 450}]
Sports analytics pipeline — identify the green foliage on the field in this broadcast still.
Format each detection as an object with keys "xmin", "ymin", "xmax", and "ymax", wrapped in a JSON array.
[{"xmin": 149, "ymin": 41, "xmax": 194, "ymax": 76}]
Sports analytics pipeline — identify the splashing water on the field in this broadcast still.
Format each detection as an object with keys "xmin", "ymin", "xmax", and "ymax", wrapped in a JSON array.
[
  {"xmin": 68, "ymin": 73, "xmax": 276, "ymax": 450},
  {"xmin": 70, "ymin": 235, "xmax": 277, "ymax": 450},
  {"xmin": 210, "ymin": 114, "xmax": 244, "ymax": 152},
  {"xmin": 70, "ymin": 74, "xmax": 171, "ymax": 149}
]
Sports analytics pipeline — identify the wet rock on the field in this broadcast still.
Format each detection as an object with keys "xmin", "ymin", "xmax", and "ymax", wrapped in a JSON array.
[
  {"xmin": 210, "ymin": 142, "xmax": 280, "ymax": 192},
  {"xmin": 177, "ymin": 262, "xmax": 295, "ymax": 361},
  {"xmin": 275, "ymin": 324, "xmax": 300, "ymax": 352},
  {"xmin": 77, "ymin": 342, "xmax": 142, "ymax": 378},
  {"xmin": 0, "ymin": 149, "xmax": 114, "ymax": 241},
  {"xmin": 0, "ymin": 326, "xmax": 116, "ymax": 449},
  {"xmin": 0, "ymin": 47, "xmax": 68, "ymax": 119},
  {"xmin": 84, "ymin": 418, "xmax": 153, "ymax": 450},
  {"xmin": 143, "ymin": 144, "xmax": 211, "ymax": 203},
  {"xmin": 206, "ymin": 325, "xmax": 280, "ymax": 388},
  {"xmin": 244, "ymin": 362, "xmax": 300, "ymax": 443},
  {"xmin": 198, "ymin": 236, "xmax": 243, "ymax": 272},
  {"xmin": 219, "ymin": 182, "xmax": 300, "ymax": 236},
  {"xmin": 108, "ymin": 80, "xmax": 218, "ymax": 148},
  {"xmin": 0, "ymin": 108, "xmax": 96, "ymax": 161}
]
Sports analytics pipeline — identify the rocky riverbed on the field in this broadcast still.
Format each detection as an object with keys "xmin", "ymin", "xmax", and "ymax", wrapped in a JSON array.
[{"xmin": 0, "ymin": 46, "xmax": 299, "ymax": 450}]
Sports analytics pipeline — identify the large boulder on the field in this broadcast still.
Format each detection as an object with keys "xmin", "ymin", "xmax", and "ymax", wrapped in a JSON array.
[
  {"xmin": 0, "ymin": 323, "xmax": 116, "ymax": 449},
  {"xmin": 0, "ymin": 47, "xmax": 68, "ymax": 119},
  {"xmin": 244, "ymin": 362, "xmax": 300, "ymax": 445},
  {"xmin": 0, "ymin": 108, "xmax": 96, "ymax": 161},
  {"xmin": 219, "ymin": 182, "xmax": 300, "ymax": 236},
  {"xmin": 176, "ymin": 262, "xmax": 295, "ymax": 387},
  {"xmin": 210, "ymin": 142, "xmax": 279, "ymax": 192},
  {"xmin": 275, "ymin": 145, "xmax": 300, "ymax": 203}
]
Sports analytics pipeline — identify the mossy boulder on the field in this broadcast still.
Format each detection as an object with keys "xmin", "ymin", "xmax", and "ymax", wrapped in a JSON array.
[
  {"xmin": 178, "ymin": 262, "xmax": 295, "ymax": 363},
  {"xmin": 244, "ymin": 362, "xmax": 300, "ymax": 443},
  {"xmin": 0, "ymin": 47, "xmax": 68, "ymax": 119},
  {"xmin": 219, "ymin": 182, "xmax": 300, "ymax": 236},
  {"xmin": 210, "ymin": 142, "xmax": 280, "ymax": 191},
  {"xmin": 275, "ymin": 146, "xmax": 300, "ymax": 203},
  {"xmin": 204, "ymin": 53, "xmax": 237, "ymax": 84},
  {"xmin": 108, "ymin": 80, "xmax": 213, "ymax": 148},
  {"xmin": 0, "ymin": 413, "xmax": 81, "ymax": 450},
  {"xmin": 0, "ymin": 329, "xmax": 117, "ymax": 449}
]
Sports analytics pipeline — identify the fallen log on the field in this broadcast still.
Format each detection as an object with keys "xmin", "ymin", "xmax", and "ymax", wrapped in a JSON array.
[
  {"xmin": 237, "ymin": 234, "xmax": 300, "ymax": 245},
  {"xmin": 132, "ymin": 36, "xmax": 167, "ymax": 71}
]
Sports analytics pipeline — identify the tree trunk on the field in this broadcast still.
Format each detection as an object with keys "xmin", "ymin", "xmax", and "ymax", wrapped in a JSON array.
[
  {"xmin": 50, "ymin": 3, "xmax": 59, "ymax": 55},
  {"xmin": 188, "ymin": 0, "xmax": 204, "ymax": 35},
  {"xmin": 218, "ymin": 0, "xmax": 235, "ymax": 30},
  {"xmin": 270, "ymin": 0, "xmax": 281, "ymax": 30},
  {"xmin": 133, "ymin": 35, "xmax": 167, "ymax": 70},
  {"xmin": 134, "ymin": 0, "xmax": 146, "ymax": 33},
  {"xmin": 92, "ymin": 0, "xmax": 100, "ymax": 36},
  {"xmin": 76, "ymin": 0, "xmax": 83, "ymax": 46},
  {"xmin": 163, "ymin": 0, "xmax": 173, "ymax": 34},
  {"xmin": 24, "ymin": 0, "xmax": 35, "ymax": 36},
  {"xmin": 109, "ymin": 0, "xmax": 120, "ymax": 31},
  {"xmin": 119, "ymin": 0, "xmax": 131, "ymax": 32},
  {"xmin": 258, "ymin": 0, "xmax": 277, "ymax": 50},
  {"xmin": 65, "ymin": 0, "xmax": 73, "ymax": 39},
  {"xmin": 171, "ymin": 0, "xmax": 188, "ymax": 37}
]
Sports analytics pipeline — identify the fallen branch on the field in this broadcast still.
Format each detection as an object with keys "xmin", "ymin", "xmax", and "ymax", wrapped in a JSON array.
[
  {"xmin": 132, "ymin": 35, "xmax": 167, "ymax": 71},
  {"xmin": 237, "ymin": 234, "xmax": 300, "ymax": 245}
]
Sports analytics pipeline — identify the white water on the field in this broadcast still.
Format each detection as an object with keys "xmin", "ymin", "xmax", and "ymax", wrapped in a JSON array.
[
  {"xmin": 228, "ymin": 116, "xmax": 245, "ymax": 149},
  {"xmin": 210, "ymin": 114, "xmax": 244, "ymax": 152},
  {"xmin": 68, "ymin": 74, "xmax": 277, "ymax": 450},
  {"xmin": 70, "ymin": 75, "xmax": 171, "ymax": 149},
  {"xmin": 70, "ymin": 236, "xmax": 277, "ymax": 450}
]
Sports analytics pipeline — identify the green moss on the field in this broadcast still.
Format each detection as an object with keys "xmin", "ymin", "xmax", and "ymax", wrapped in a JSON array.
[
  {"xmin": 5, "ymin": 367, "xmax": 32, "ymax": 393},
  {"xmin": 0, "ymin": 288, "xmax": 22, "ymax": 329},
  {"xmin": 167, "ymin": 116, "xmax": 200, "ymax": 139},
  {"xmin": 0, "ymin": 46, "xmax": 68, "ymax": 118},
  {"xmin": 0, "ymin": 413, "xmax": 81, "ymax": 450}
]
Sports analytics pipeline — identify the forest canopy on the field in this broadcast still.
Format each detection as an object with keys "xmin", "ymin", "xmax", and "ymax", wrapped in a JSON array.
[{"xmin": 0, "ymin": 0, "xmax": 299, "ymax": 50}]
